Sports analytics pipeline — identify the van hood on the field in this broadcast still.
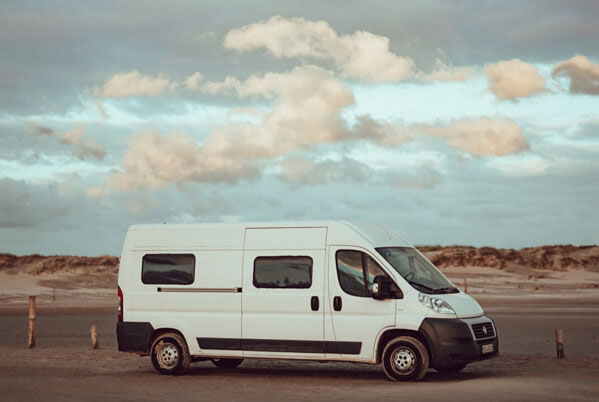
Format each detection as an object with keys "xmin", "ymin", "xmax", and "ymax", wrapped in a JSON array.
[{"xmin": 437, "ymin": 292, "xmax": 484, "ymax": 318}]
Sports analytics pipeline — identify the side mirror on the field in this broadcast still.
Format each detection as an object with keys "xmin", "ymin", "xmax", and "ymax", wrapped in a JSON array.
[{"xmin": 372, "ymin": 275, "xmax": 401, "ymax": 300}]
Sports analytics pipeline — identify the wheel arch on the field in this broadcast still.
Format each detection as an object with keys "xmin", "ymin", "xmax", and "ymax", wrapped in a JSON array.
[
  {"xmin": 149, "ymin": 327, "xmax": 189, "ymax": 352},
  {"xmin": 375, "ymin": 328, "xmax": 432, "ymax": 365}
]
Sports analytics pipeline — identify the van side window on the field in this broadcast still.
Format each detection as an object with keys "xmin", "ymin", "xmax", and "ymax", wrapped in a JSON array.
[
  {"xmin": 142, "ymin": 254, "xmax": 195, "ymax": 285},
  {"xmin": 253, "ymin": 256, "xmax": 312, "ymax": 289},
  {"xmin": 336, "ymin": 250, "xmax": 366, "ymax": 296},
  {"xmin": 336, "ymin": 250, "xmax": 395, "ymax": 297}
]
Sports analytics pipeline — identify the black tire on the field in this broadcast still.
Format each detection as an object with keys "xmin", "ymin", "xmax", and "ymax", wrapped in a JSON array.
[
  {"xmin": 150, "ymin": 332, "xmax": 191, "ymax": 375},
  {"xmin": 211, "ymin": 358, "xmax": 243, "ymax": 369},
  {"xmin": 382, "ymin": 336, "xmax": 429, "ymax": 381},
  {"xmin": 435, "ymin": 363, "xmax": 467, "ymax": 373}
]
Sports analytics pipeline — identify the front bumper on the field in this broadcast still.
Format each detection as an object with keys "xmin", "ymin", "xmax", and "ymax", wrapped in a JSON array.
[{"xmin": 419, "ymin": 316, "xmax": 498, "ymax": 368}]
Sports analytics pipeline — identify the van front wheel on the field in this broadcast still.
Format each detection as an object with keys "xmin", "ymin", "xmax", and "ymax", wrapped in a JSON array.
[
  {"xmin": 150, "ymin": 333, "xmax": 191, "ymax": 375},
  {"xmin": 382, "ymin": 336, "xmax": 429, "ymax": 381},
  {"xmin": 211, "ymin": 358, "xmax": 243, "ymax": 369}
]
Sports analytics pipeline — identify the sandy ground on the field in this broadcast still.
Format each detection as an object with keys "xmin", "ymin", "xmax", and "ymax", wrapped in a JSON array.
[
  {"xmin": 1, "ymin": 299, "xmax": 599, "ymax": 401},
  {"xmin": 2, "ymin": 266, "xmax": 599, "ymax": 401}
]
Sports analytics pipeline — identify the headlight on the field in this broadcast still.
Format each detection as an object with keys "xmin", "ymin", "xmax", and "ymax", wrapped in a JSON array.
[{"xmin": 418, "ymin": 293, "xmax": 456, "ymax": 314}]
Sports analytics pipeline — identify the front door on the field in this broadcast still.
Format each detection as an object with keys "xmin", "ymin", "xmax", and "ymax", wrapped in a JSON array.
[
  {"xmin": 241, "ymin": 228, "xmax": 326, "ymax": 359},
  {"xmin": 327, "ymin": 246, "xmax": 397, "ymax": 361}
]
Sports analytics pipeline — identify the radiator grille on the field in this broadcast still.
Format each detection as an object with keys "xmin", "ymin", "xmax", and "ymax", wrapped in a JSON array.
[{"xmin": 471, "ymin": 322, "xmax": 495, "ymax": 339}]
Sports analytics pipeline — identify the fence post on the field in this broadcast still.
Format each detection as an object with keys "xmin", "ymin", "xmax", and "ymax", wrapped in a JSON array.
[
  {"xmin": 28, "ymin": 296, "xmax": 36, "ymax": 349},
  {"xmin": 91, "ymin": 325, "xmax": 99, "ymax": 350},
  {"xmin": 555, "ymin": 328, "xmax": 564, "ymax": 359},
  {"xmin": 464, "ymin": 278, "xmax": 468, "ymax": 293}
]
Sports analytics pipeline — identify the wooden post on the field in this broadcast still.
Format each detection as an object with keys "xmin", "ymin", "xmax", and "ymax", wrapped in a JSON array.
[
  {"xmin": 555, "ymin": 328, "xmax": 564, "ymax": 359},
  {"xmin": 464, "ymin": 278, "xmax": 468, "ymax": 294},
  {"xmin": 91, "ymin": 325, "xmax": 99, "ymax": 350},
  {"xmin": 28, "ymin": 296, "xmax": 36, "ymax": 349},
  {"xmin": 52, "ymin": 287, "xmax": 56, "ymax": 302}
]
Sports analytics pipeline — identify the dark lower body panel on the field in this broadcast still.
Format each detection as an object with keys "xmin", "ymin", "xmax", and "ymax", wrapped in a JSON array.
[
  {"xmin": 419, "ymin": 317, "xmax": 499, "ymax": 368},
  {"xmin": 197, "ymin": 338, "xmax": 362, "ymax": 354},
  {"xmin": 116, "ymin": 322, "xmax": 362, "ymax": 355}
]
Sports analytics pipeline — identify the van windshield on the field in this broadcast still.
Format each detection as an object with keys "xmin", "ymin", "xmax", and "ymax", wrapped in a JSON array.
[{"xmin": 376, "ymin": 247, "xmax": 458, "ymax": 294}]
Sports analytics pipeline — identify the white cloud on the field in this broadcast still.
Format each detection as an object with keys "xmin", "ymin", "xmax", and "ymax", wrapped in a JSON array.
[
  {"xmin": 88, "ymin": 130, "xmax": 260, "ymax": 197},
  {"xmin": 223, "ymin": 15, "xmax": 415, "ymax": 82},
  {"xmin": 92, "ymin": 66, "xmax": 415, "ymax": 194},
  {"xmin": 552, "ymin": 54, "xmax": 599, "ymax": 95},
  {"xmin": 484, "ymin": 59, "xmax": 546, "ymax": 100},
  {"xmin": 417, "ymin": 116, "xmax": 530, "ymax": 156},
  {"xmin": 95, "ymin": 70, "xmax": 178, "ymax": 98},
  {"xmin": 201, "ymin": 65, "xmax": 356, "ymax": 155},
  {"xmin": 184, "ymin": 72, "xmax": 204, "ymax": 90}
]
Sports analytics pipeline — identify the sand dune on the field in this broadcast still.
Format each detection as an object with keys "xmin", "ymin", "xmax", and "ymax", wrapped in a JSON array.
[
  {"xmin": 2, "ymin": 245, "xmax": 598, "ymax": 276},
  {"xmin": 1, "ymin": 246, "xmax": 598, "ymax": 309}
]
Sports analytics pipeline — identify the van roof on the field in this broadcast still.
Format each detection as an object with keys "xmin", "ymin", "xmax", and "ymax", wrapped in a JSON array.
[{"xmin": 126, "ymin": 221, "xmax": 412, "ymax": 249}]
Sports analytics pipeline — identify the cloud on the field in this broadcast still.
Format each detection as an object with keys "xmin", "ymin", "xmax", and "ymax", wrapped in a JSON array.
[
  {"xmin": 61, "ymin": 124, "xmax": 106, "ymax": 160},
  {"xmin": 184, "ymin": 72, "xmax": 204, "ymax": 90},
  {"xmin": 223, "ymin": 15, "xmax": 415, "ymax": 82},
  {"xmin": 88, "ymin": 130, "xmax": 260, "ymax": 197},
  {"xmin": 484, "ymin": 59, "xmax": 546, "ymax": 100},
  {"xmin": 201, "ymin": 65, "xmax": 356, "ymax": 154},
  {"xmin": 95, "ymin": 100, "xmax": 108, "ymax": 118},
  {"xmin": 352, "ymin": 115, "xmax": 411, "ymax": 146},
  {"xmin": 393, "ymin": 165, "xmax": 442, "ymax": 189},
  {"xmin": 414, "ymin": 59, "xmax": 476, "ymax": 82},
  {"xmin": 278, "ymin": 156, "xmax": 371, "ymax": 185},
  {"xmin": 92, "ymin": 66, "xmax": 414, "ymax": 194},
  {"xmin": 552, "ymin": 54, "xmax": 599, "ymax": 95},
  {"xmin": 25, "ymin": 123, "xmax": 105, "ymax": 160},
  {"xmin": 417, "ymin": 116, "xmax": 530, "ymax": 156},
  {"xmin": 94, "ymin": 70, "xmax": 178, "ymax": 98},
  {"xmin": 0, "ymin": 178, "xmax": 68, "ymax": 228},
  {"xmin": 25, "ymin": 122, "xmax": 55, "ymax": 137}
]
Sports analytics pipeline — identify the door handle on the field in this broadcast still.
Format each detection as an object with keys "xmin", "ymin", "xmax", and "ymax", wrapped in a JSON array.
[
  {"xmin": 333, "ymin": 296, "xmax": 342, "ymax": 311},
  {"xmin": 311, "ymin": 296, "xmax": 319, "ymax": 311}
]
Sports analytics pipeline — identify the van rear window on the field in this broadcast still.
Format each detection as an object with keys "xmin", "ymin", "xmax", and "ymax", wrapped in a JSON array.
[
  {"xmin": 142, "ymin": 254, "xmax": 195, "ymax": 285},
  {"xmin": 253, "ymin": 256, "xmax": 312, "ymax": 288}
]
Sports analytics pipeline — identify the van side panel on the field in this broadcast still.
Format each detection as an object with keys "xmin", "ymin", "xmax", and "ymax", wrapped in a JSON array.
[
  {"xmin": 240, "ymin": 228, "xmax": 327, "ymax": 359},
  {"xmin": 120, "ymin": 226, "xmax": 245, "ymax": 357}
]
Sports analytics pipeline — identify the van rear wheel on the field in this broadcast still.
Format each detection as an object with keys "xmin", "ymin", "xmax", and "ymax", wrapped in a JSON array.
[
  {"xmin": 382, "ymin": 336, "xmax": 429, "ymax": 381},
  {"xmin": 211, "ymin": 358, "xmax": 243, "ymax": 369},
  {"xmin": 151, "ymin": 332, "xmax": 191, "ymax": 375}
]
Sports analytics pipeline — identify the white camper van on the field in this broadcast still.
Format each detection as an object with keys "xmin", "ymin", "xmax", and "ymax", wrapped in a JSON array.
[{"xmin": 116, "ymin": 221, "xmax": 497, "ymax": 381}]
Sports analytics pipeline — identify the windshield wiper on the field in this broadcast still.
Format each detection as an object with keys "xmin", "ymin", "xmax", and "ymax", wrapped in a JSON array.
[
  {"xmin": 432, "ymin": 287, "xmax": 459, "ymax": 294},
  {"xmin": 408, "ymin": 280, "xmax": 435, "ymax": 292}
]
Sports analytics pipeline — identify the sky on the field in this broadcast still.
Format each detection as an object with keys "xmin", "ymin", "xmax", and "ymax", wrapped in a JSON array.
[{"xmin": 0, "ymin": 0, "xmax": 598, "ymax": 256}]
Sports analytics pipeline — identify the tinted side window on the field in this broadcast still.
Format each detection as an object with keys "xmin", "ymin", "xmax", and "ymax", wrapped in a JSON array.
[
  {"xmin": 336, "ymin": 250, "xmax": 367, "ymax": 297},
  {"xmin": 336, "ymin": 251, "xmax": 397, "ymax": 297},
  {"xmin": 365, "ymin": 256, "xmax": 388, "ymax": 293},
  {"xmin": 253, "ymin": 256, "xmax": 312, "ymax": 288},
  {"xmin": 142, "ymin": 254, "xmax": 195, "ymax": 285}
]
